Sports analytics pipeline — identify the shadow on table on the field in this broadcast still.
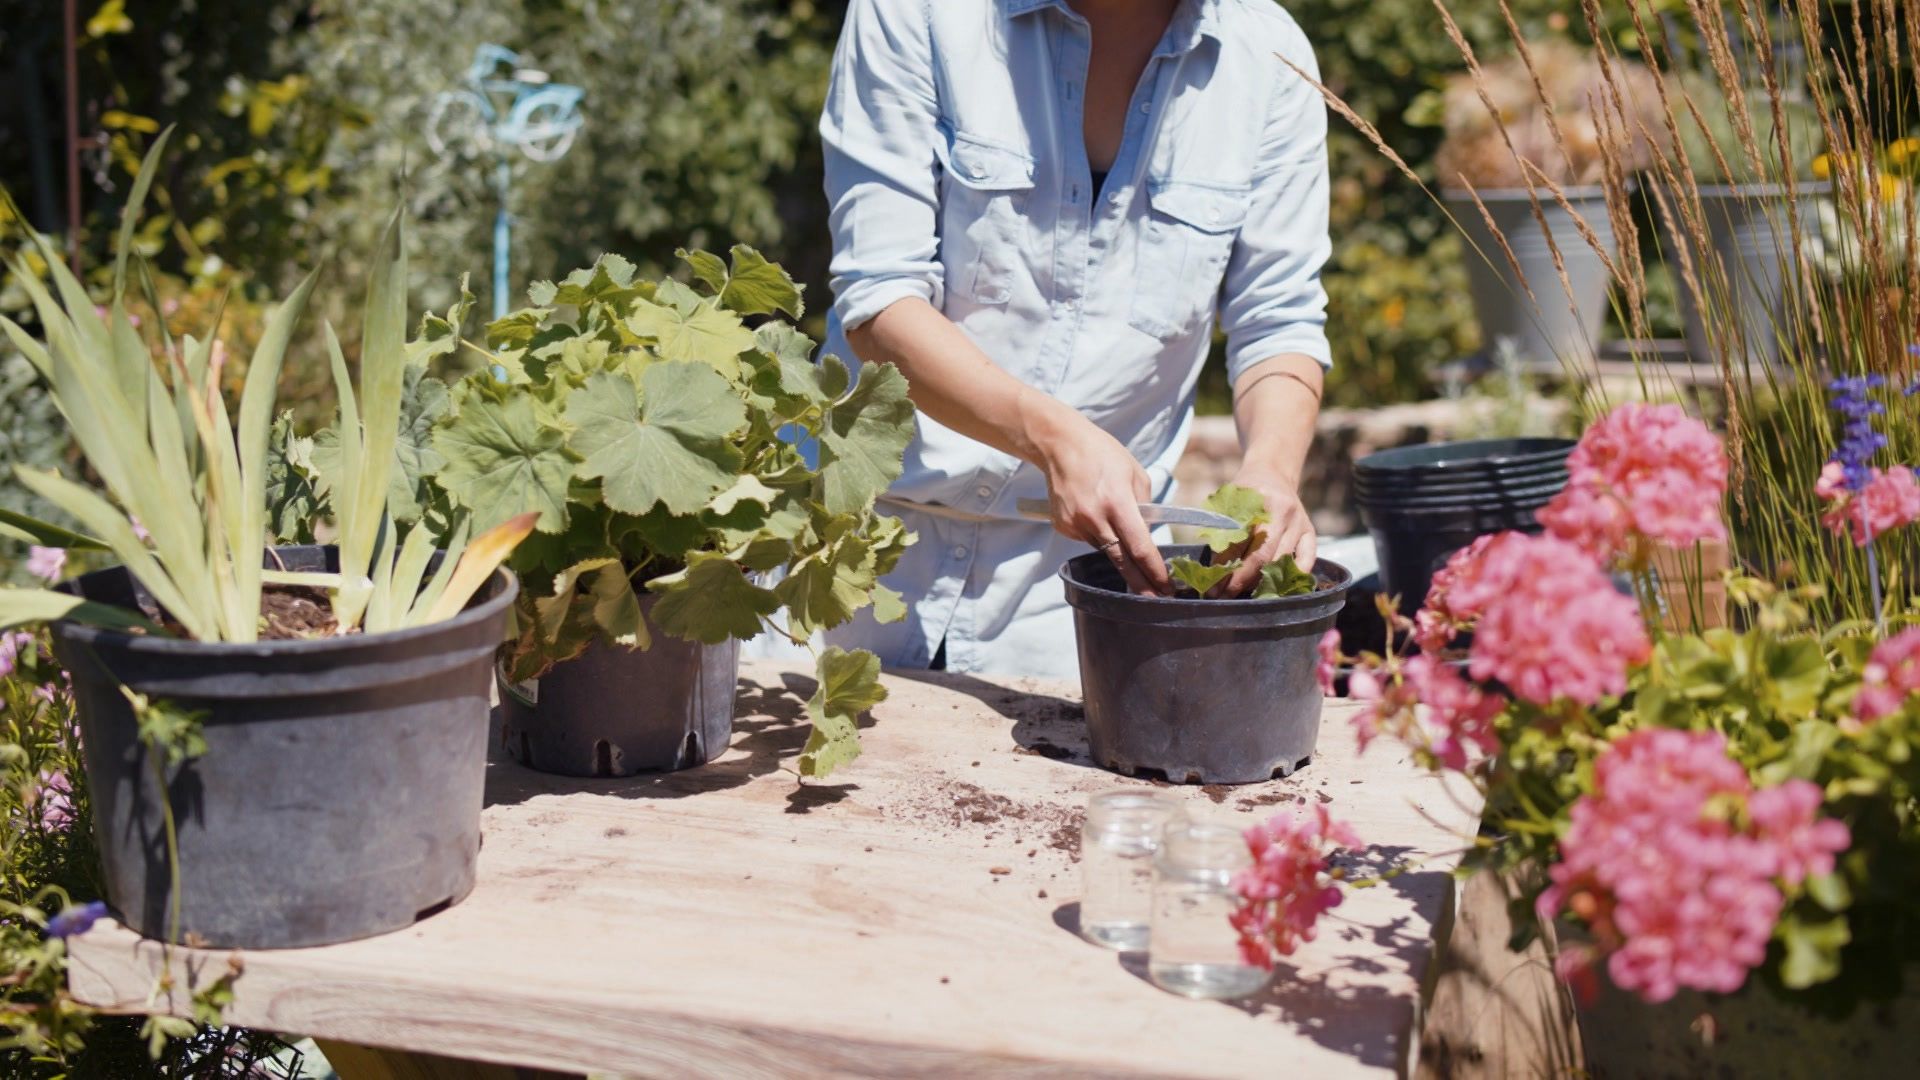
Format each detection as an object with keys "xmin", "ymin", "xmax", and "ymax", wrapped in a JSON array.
[
  {"xmin": 888, "ymin": 668, "xmax": 1095, "ymax": 768},
  {"xmin": 485, "ymin": 670, "xmax": 846, "ymax": 809},
  {"xmin": 1051, "ymin": 845, "xmax": 1447, "ymax": 1072}
]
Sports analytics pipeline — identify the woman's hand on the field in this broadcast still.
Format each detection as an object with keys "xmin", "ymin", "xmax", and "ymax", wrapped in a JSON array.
[
  {"xmin": 1213, "ymin": 466, "xmax": 1316, "ymax": 598},
  {"xmin": 1023, "ymin": 393, "xmax": 1172, "ymax": 597}
]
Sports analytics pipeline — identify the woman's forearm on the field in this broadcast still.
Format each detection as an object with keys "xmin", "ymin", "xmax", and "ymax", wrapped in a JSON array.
[
  {"xmin": 844, "ymin": 296, "xmax": 1173, "ymax": 594},
  {"xmin": 1232, "ymin": 354, "xmax": 1324, "ymax": 487},
  {"xmin": 845, "ymin": 297, "xmax": 1075, "ymax": 465}
]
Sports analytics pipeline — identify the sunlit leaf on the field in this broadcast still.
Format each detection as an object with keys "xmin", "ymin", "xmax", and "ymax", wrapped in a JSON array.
[{"xmin": 799, "ymin": 646, "xmax": 886, "ymax": 778}]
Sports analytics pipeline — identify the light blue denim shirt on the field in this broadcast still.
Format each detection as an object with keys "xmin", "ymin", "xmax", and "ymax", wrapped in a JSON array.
[{"xmin": 818, "ymin": 0, "xmax": 1332, "ymax": 679}]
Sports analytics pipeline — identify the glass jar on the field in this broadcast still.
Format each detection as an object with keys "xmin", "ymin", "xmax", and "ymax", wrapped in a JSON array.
[
  {"xmin": 1148, "ymin": 821, "xmax": 1272, "ymax": 1000},
  {"xmin": 1078, "ymin": 790, "xmax": 1184, "ymax": 951}
]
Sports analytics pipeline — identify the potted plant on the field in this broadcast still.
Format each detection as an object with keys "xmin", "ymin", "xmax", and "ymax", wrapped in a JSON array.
[
  {"xmin": 1434, "ymin": 40, "xmax": 1660, "ymax": 368},
  {"xmin": 1665, "ymin": 72, "xmax": 1826, "ymax": 368},
  {"xmin": 0, "ymin": 133, "xmax": 533, "ymax": 949},
  {"xmin": 405, "ymin": 249, "xmax": 916, "ymax": 779},
  {"xmin": 1060, "ymin": 483, "xmax": 1352, "ymax": 785},
  {"xmin": 1290, "ymin": 398, "xmax": 1920, "ymax": 1073}
]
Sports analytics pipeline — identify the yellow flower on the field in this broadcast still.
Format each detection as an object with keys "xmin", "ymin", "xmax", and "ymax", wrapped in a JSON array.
[
  {"xmin": 1880, "ymin": 173, "xmax": 1903, "ymax": 205},
  {"xmin": 1888, "ymin": 137, "xmax": 1920, "ymax": 168},
  {"xmin": 1812, "ymin": 153, "xmax": 1832, "ymax": 180}
]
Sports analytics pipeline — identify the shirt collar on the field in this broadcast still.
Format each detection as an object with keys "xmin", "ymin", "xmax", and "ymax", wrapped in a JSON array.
[{"xmin": 1003, "ymin": 0, "xmax": 1224, "ymax": 54}]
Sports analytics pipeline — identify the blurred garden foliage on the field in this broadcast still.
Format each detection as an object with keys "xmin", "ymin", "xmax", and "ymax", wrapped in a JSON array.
[{"xmin": 0, "ymin": 0, "xmax": 1630, "ymax": 420}]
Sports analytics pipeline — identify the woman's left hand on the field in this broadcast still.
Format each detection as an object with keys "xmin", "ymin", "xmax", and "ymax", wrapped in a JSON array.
[{"xmin": 1211, "ymin": 468, "xmax": 1316, "ymax": 598}]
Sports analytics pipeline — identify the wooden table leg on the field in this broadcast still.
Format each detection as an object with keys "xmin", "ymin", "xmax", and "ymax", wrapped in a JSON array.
[{"xmin": 315, "ymin": 1039, "xmax": 581, "ymax": 1080}]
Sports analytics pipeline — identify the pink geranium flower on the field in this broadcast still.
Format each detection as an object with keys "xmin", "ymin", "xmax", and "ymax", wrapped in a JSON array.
[
  {"xmin": 26, "ymin": 546, "xmax": 66, "ymax": 582},
  {"xmin": 1462, "ymin": 533, "xmax": 1650, "ymax": 706},
  {"xmin": 1414, "ymin": 534, "xmax": 1503, "ymax": 651},
  {"xmin": 1818, "ymin": 465, "xmax": 1920, "ymax": 547},
  {"xmin": 1405, "ymin": 654, "xmax": 1506, "ymax": 770},
  {"xmin": 1538, "ymin": 403, "xmax": 1729, "ymax": 563},
  {"xmin": 1540, "ymin": 729, "xmax": 1851, "ymax": 1004},
  {"xmin": 1316, "ymin": 629, "xmax": 1341, "ymax": 696},
  {"xmin": 1856, "ymin": 628, "xmax": 1920, "ymax": 723},
  {"xmin": 1230, "ymin": 806, "xmax": 1361, "ymax": 969}
]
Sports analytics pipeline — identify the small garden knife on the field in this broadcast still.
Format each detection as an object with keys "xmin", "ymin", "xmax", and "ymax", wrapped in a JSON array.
[{"xmin": 1013, "ymin": 498, "xmax": 1239, "ymax": 531}]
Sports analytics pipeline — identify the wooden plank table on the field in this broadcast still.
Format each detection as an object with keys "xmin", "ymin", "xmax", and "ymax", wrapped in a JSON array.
[{"xmin": 66, "ymin": 662, "xmax": 1483, "ymax": 1078}]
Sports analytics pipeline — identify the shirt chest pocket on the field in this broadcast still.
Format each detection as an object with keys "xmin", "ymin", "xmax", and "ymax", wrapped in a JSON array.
[
  {"xmin": 936, "ymin": 131, "xmax": 1036, "ymax": 306},
  {"xmin": 1129, "ymin": 180, "xmax": 1250, "ymax": 340}
]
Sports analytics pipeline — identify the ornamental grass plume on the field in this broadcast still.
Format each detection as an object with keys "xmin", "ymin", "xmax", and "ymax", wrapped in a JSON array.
[
  {"xmin": 1536, "ymin": 403, "xmax": 1728, "ymax": 565},
  {"xmin": 1856, "ymin": 628, "xmax": 1920, "ymax": 724},
  {"xmin": 1539, "ymin": 730, "xmax": 1849, "ymax": 1004},
  {"xmin": 1230, "ymin": 806, "xmax": 1361, "ymax": 970}
]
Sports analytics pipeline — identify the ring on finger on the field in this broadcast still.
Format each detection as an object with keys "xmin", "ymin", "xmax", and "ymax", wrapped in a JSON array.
[{"xmin": 1094, "ymin": 537, "xmax": 1122, "ymax": 552}]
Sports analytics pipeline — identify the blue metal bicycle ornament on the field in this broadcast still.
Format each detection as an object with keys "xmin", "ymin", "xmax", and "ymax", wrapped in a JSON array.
[{"xmin": 426, "ymin": 45, "xmax": 585, "ymax": 319}]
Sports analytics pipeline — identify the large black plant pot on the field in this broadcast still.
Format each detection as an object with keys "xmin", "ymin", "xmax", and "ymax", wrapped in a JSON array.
[
  {"xmin": 1061, "ymin": 545, "xmax": 1351, "ymax": 785},
  {"xmin": 51, "ymin": 546, "xmax": 516, "ymax": 950}
]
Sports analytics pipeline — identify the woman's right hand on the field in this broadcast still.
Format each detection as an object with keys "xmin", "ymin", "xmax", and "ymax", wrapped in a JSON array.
[{"xmin": 1020, "ymin": 392, "xmax": 1172, "ymax": 597}]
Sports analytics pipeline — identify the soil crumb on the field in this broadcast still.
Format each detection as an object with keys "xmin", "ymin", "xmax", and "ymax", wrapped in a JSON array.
[
  {"xmin": 259, "ymin": 585, "xmax": 340, "ymax": 640},
  {"xmin": 1018, "ymin": 740, "xmax": 1077, "ymax": 761},
  {"xmin": 1200, "ymin": 784, "xmax": 1232, "ymax": 805}
]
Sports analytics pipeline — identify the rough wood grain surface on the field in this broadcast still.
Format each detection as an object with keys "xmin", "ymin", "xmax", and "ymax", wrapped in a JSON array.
[{"xmin": 67, "ymin": 663, "xmax": 1481, "ymax": 1079}]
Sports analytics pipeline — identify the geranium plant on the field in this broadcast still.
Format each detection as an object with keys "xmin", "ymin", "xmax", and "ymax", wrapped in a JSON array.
[
  {"xmin": 1287, "ymin": 400, "xmax": 1920, "ymax": 1011},
  {"xmin": 407, "ymin": 249, "xmax": 916, "ymax": 777}
]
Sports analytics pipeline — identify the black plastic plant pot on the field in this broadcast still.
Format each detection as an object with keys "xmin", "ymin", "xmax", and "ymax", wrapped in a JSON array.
[
  {"xmin": 1357, "ymin": 501, "xmax": 1553, "ymax": 611},
  {"xmin": 49, "ymin": 546, "xmax": 517, "ymax": 950},
  {"xmin": 496, "ymin": 596, "xmax": 739, "ymax": 778},
  {"xmin": 1352, "ymin": 464, "xmax": 1569, "ymax": 496},
  {"xmin": 1060, "ymin": 545, "xmax": 1351, "ymax": 785},
  {"xmin": 1353, "ymin": 437, "xmax": 1576, "ymax": 478}
]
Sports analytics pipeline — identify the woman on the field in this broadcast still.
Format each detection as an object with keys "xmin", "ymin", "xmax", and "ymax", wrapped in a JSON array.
[{"xmin": 820, "ymin": 0, "xmax": 1331, "ymax": 680}]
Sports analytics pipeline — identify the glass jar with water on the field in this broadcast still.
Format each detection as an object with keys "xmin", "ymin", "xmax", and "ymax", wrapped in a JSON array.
[
  {"xmin": 1078, "ymin": 791, "xmax": 1183, "ymax": 951},
  {"xmin": 1148, "ymin": 821, "xmax": 1272, "ymax": 1000}
]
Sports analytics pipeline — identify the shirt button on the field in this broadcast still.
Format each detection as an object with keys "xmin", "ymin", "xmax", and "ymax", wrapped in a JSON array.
[
  {"xmin": 975, "ymin": 484, "xmax": 994, "ymax": 500},
  {"xmin": 1141, "ymin": 101, "xmax": 1153, "ymax": 114},
  {"xmin": 951, "ymin": 545, "xmax": 970, "ymax": 560}
]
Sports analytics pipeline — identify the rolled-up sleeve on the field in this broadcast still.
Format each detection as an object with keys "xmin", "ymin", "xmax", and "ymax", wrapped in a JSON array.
[
  {"xmin": 821, "ymin": 0, "xmax": 944, "ymax": 332},
  {"xmin": 1219, "ymin": 30, "xmax": 1333, "ymax": 380}
]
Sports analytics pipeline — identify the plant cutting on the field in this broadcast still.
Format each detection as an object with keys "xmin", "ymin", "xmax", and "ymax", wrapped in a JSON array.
[
  {"xmin": 1296, "ymin": 400, "xmax": 1920, "ymax": 1073},
  {"xmin": 0, "ymin": 131, "xmax": 531, "ymax": 949},
  {"xmin": 1163, "ymin": 484, "xmax": 1319, "ymax": 600},
  {"xmin": 1060, "ymin": 482, "xmax": 1351, "ymax": 785},
  {"xmin": 403, "ymin": 248, "xmax": 915, "ymax": 778}
]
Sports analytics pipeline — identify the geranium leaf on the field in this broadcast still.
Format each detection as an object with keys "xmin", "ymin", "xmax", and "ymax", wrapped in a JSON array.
[
  {"xmin": 647, "ymin": 550, "xmax": 780, "ymax": 644},
  {"xmin": 721, "ymin": 244, "xmax": 804, "ymax": 319},
  {"xmin": 1169, "ymin": 556, "xmax": 1233, "ymax": 596},
  {"xmin": 819, "ymin": 361, "xmax": 914, "ymax": 515},
  {"xmin": 614, "ymin": 506, "xmax": 710, "ymax": 563},
  {"xmin": 406, "ymin": 275, "xmax": 475, "ymax": 366},
  {"xmin": 431, "ymin": 391, "xmax": 576, "ymax": 533},
  {"xmin": 625, "ymin": 280, "xmax": 757, "ymax": 376},
  {"xmin": 568, "ymin": 366, "xmax": 745, "ymax": 516},
  {"xmin": 799, "ymin": 646, "xmax": 886, "ymax": 778},
  {"xmin": 1196, "ymin": 482, "xmax": 1270, "ymax": 553},
  {"xmin": 1253, "ymin": 554, "xmax": 1317, "ymax": 598},
  {"xmin": 776, "ymin": 523, "xmax": 877, "ymax": 636},
  {"xmin": 588, "ymin": 561, "xmax": 649, "ymax": 649},
  {"xmin": 871, "ymin": 584, "xmax": 907, "ymax": 624},
  {"xmin": 677, "ymin": 248, "xmax": 731, "ymax": 296}
]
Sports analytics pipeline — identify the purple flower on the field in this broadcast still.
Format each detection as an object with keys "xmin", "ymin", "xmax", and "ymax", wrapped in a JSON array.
[
  {"xmin": 45, "ymin": 901, "xmax": 108, "ymax": 939},
  {"xmin": 1828, "ymin": 376, "xmax": 1891, "ymax": 492}
]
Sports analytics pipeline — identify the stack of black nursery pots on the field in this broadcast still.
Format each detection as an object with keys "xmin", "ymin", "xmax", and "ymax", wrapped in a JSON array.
[{"xmin": 1352, "ymin": 437, "xmax": 1576, "ymax": 613}]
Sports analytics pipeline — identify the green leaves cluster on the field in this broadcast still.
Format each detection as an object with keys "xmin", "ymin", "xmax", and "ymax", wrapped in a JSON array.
[
  {"xmin": 1471, "ymin": 582, "xmax": 1920, "ymax": 1014},
  {"xmin": 1166, "ymin": 483, "xmax": 1321, "ymax": 600},
  {"xmin": 425, "ymin": 247, "xmax": 916, "ymax": 777}
]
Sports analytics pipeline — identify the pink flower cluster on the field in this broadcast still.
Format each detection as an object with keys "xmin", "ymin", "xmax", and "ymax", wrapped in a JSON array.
[
  {"xmin": 1461, "ymin": 533, "xmax": 1651, "ymax": 706},
  {"xmin": 1540, "ymin": 729, "xmax": 1850, "ymax": 1003},
  {"xmin": 1816, "ymin": 463, "xmax": 1920, "ymax": 547},
  {"xmin": 1230, "ymin": 806, "xmax": 1361, "ymax": 970},
  {"xmin": 1537, "ymin": 403, "xmax": 1728, "ymax": 563},
  {"xmin": 1316, "ymin": 629, "xmax": 1341, "ymax": 696},
  {"xmin": 1414, "ymin": 534, "xmax": 1500, "ymax": 652},
  {"xmin": 1350, "ymin": 654, "xmax": 1504, "ymax": 770},
  {"xmin": 25, "ymin": 546, "xmax": 66, "ymax": 582},
  {"xmin": 1855, "ymin": 627, "xmax": 1920, "ymax": 723},
  {"xmin": 34, "ymin": 769, "xmax": 73, "ymax": 832},
  {"xmin": 0, "ymin": 631, "xmax": 33, "ymax": 681}
]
